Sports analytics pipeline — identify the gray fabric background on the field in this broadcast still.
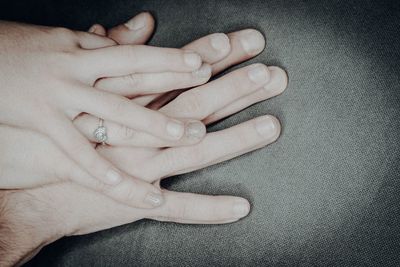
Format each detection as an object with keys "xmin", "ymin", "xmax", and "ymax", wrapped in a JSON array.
[{"xmin": 1, "ymin": 0, "xmax": 399, "ymax": 266}]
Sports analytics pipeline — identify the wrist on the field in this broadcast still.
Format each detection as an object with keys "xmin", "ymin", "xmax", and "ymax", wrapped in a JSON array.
[{"xmin": 0, "ymin": 190, "xmax": 64, "ymax": 266}]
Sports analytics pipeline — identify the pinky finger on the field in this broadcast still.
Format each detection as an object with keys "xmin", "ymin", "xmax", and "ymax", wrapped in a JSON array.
[{"xmin": 145, "ymin": 190, "xmax": 251, "ymax": 224}]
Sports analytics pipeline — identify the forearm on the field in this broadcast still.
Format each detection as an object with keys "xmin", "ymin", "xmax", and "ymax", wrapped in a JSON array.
[{"xmin": 0, "ymin": 190, "xmax": 61, "ymax": 266}]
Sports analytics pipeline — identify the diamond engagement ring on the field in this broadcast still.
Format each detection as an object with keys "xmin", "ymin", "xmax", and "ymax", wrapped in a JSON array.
[{"xmin": 93, "ymin": 118, "xmax": 107, "ymax": 144}]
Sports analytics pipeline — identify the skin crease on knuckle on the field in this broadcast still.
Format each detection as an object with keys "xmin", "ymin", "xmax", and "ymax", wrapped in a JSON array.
[
  {"xmin": 122, "ymin": 72, "xmax": 142, "ymax": 90},
  {"xmin": 117, "ymin": 124, "xmax": 136, "ymax": 141}
]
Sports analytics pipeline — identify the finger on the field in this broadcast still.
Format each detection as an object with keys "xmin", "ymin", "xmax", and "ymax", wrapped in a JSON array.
[
  {"xmin": 148, "ymin": 115, "xmax": 281, "ymax": 180},
  {"xmin": 73, "ymin": 87, "xmax": 200, "ymax": 141},
  {"xmin": 79, "ymin": 45, "xmax": 202, "ymax": 79},
  {"xmin": 107, "ymin": 12, "xmax": 155, "ymax": 45},
  {"xmin": 95, "ymin": 63, "xmax": 211, "ymax": 97},
  {"xmin": 139, "ymin": 29, "xmax": 266, "ymax": 108},
  {"xmin": 212, "ymin": 29, "xmax": 266, "ymax": 75},
  {"xmin": 145, "ymin": 89, "xmax": 186, "ymax": 110},
  {"xmin": 74, "ymin": 115, "xmax": 206, "ymax": 147},
  {"xmin": 204, "ymin": 66, "xmax": 288, "ymax": 124},
  {"xmin": 76, "ymin": 31, "xmax": 116, "ymax": 49},
  {"xmin": 95, "ymin": 32, "xmax": 230, "ymax": 98},
  {"xmin": 182, "ymin": 33, "xmax": 231, "ymax": 64},
  {"xmin": 145, "ymin": 190, "xmax": 250, "ymax": 224},
  {"xmin": 141, "ymin": 32, "xmax": 232, "ymax": 105},
  {"xmin": 160, "ymin": 63, "xmax": 271, "ymax": 119},
  {"xmin": 40, "ymin": 113, "xmax": 125, "ymax": 185},
  {"xmin": 39, "ymin": 115, "xmax": 164, "ymax": 209},
  {"xmin": 88, "ymin": 24, "xmax": 107, "ymax": 36},
  {"xmin": 68, "ymin": 168, "xmax": 164, "ymax": 209},
  {"xmin": 82, "ymin": 12, "xmax": 153, "ymax": 51},
  {"xmin": 133, "ymin": 94, "xmax": 159, "ymax": 106}
]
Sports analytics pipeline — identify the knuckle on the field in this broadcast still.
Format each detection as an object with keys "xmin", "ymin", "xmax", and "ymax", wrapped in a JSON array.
[
  {"xmin": 122, "ymin": 73, "xmax": 142, "ymax": 88},
  {"xmin": 47, "ymin": 51, "xmax": 76, "ymax": 71},
  {"xmin": 93, "ymin": 180, "xmax": 111, "ymax": 194},
  {"xmin": 124, "ymin": 183, "xmax": 139, "ymax": 202},
  {"xmin": 176, "ymin": 89, "xmax": 206, "ymax": 116},
  {"xmin": 117, "ymin": 124, "xmax": 136, "ymax": 141},
  {"xmin": 167, "ymin": 202, "xmax": 188, "ymax": 219},
  {"xmin": 69, "ymin": 146, "xmax": 99, "ymax": 171},
  {"xmin": 231, "ymin": 70, "xmax": 252, "ymax": 94},
  {"xmin": 122, "ymin": 45, "xmax": 139, "ymax": 61},
  {"xmin": 164, "ymin": 147, "xmax": 206, "ymax": 170}
]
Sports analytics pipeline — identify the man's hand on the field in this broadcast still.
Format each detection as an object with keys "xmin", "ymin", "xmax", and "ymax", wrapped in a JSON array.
[{"xmin": 0, "ymin": 12, "xmax": 287, "ymax": 267}]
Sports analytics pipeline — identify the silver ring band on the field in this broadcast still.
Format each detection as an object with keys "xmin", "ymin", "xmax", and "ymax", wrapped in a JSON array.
[{"xmin": 93, "ymin": 118, "xmax": 107, "ymax": 145}]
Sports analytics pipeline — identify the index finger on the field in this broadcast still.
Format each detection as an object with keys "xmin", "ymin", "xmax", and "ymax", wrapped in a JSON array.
[{"xmin": 78, "ymin": 45, "xmax": 202, "ymax": 79}]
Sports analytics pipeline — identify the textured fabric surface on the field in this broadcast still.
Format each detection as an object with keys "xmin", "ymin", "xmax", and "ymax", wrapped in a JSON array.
[{"xmin": 1, "ymin": 0, "xmax": 399, "ymax": 266}]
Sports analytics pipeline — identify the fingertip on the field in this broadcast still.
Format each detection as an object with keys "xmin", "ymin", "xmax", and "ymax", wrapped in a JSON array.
[
  {"xmin": 268, "ymin": 66, "xmax": 289, "ymax": 94},
  {"xmin": 254, "ymin": 115, "xmax": 281, "ymax": 142},
  {"xmin": 108, "ymin": 12, "xmax": 155, "ymax": 45},
  {"xmin": 166, "ymin": 119, "xmax": 186, "ymax": 140},
  {"xmin": 185, "ymin": 120, "xmax": 206, "ymax": 141},
  {"xmin": 232, "ymin": 198, "xmax": 251, "ymax": 219},
  {"xmin": 183, "ymin": 50, "xmax": 203, "ymax": 69},
  {"xmin": 140, "ymin": 11, "xmax": 155, "ymax": 31},
  {"xmin": 247, "ymin": 63, "xmax": 271, "ymax": 85},
  {"xmin": 264, "ymin": 66, "xmax": 289, "ymax": 95},
  {"xmin": 192, "ymin": 63, "xmax": 212, "ymax": 80},
  {"xmin": 209, "ymin": 33, "xmax": 231, "ymax": 56},
  {"xmin": 144, "ymin": 192, "xmax": 165, "ymax": 207},
  {"xmin": 124, "ymin": 12, "xmax": 155, "ymax": 32},
  {"xmin": 239, "ymin": 29, "xmax": 266, "ymax": 56},
  {"xmin": 88, "ymin": 24, "xmax": 107, "ymax": 36}
]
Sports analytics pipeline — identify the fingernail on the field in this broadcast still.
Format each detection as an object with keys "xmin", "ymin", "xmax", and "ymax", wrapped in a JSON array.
[
  {"xmin": 183, "ymin": 52, "xmax": 202, "ymax": 69},
  {"xmin": 264, "ymin": 67, "xmax": 288, "ymax": 94},
  {"xmin": 166, "ymin": 120, "xmax": 185, "ymax": 139},
  {"xmin": 248, "ymin": 64, "xmax": 269, "ymax": 84},
  {"xmin": 255, "ymin": 116, "xmax": 279, "ymax": 139},
  {"xmin": 233, "ymin": 200, "xmax": 250, "ymax": 218},
  {"xmin": 240, "ymin": 29, "xmax": 265, "ymax": 55},
  {"xmin": 105, "ymin": 168, "xmax": 122, "ymax": 185},
  {"xmin": 88, "ymin": 25, "xmax": 97, "ymax": 33},
  {"xmin": 144, "ymin": 192, "xmax": 164, "ymax": 207},
  {"xmin": 125, "ymin": 14, "xmax": 146, "ymax": 31},
  {"xmin": 210, "ymin": 33, "xmax": 230, "ymax": 52},
  {"xmin": 185, "ymin": 121, "xmax": 206, "ymax": 139},
  {"xmin": 192, "ymin": 64, "xmax": 212, "ymax": 78}
]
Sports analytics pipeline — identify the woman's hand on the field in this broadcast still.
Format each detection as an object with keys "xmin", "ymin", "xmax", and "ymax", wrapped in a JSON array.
[{"xmin": 0, "ymin": 20, "xmax": 208, "ymax": 192}]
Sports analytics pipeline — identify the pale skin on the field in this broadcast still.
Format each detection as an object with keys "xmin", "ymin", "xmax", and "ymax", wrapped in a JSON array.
[
  {"xmin": 0, "ymin": 17, "xmax": 210, "ymax": 207},
  {"xmin": 0, "ymin": 12, "xmax": 288, "ymax": 266}
]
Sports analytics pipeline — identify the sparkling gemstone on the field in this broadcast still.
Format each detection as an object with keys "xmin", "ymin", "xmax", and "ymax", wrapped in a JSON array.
[{"xmin": 94, "ymin": 126, "xmax": 107, "ymax": 143}]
